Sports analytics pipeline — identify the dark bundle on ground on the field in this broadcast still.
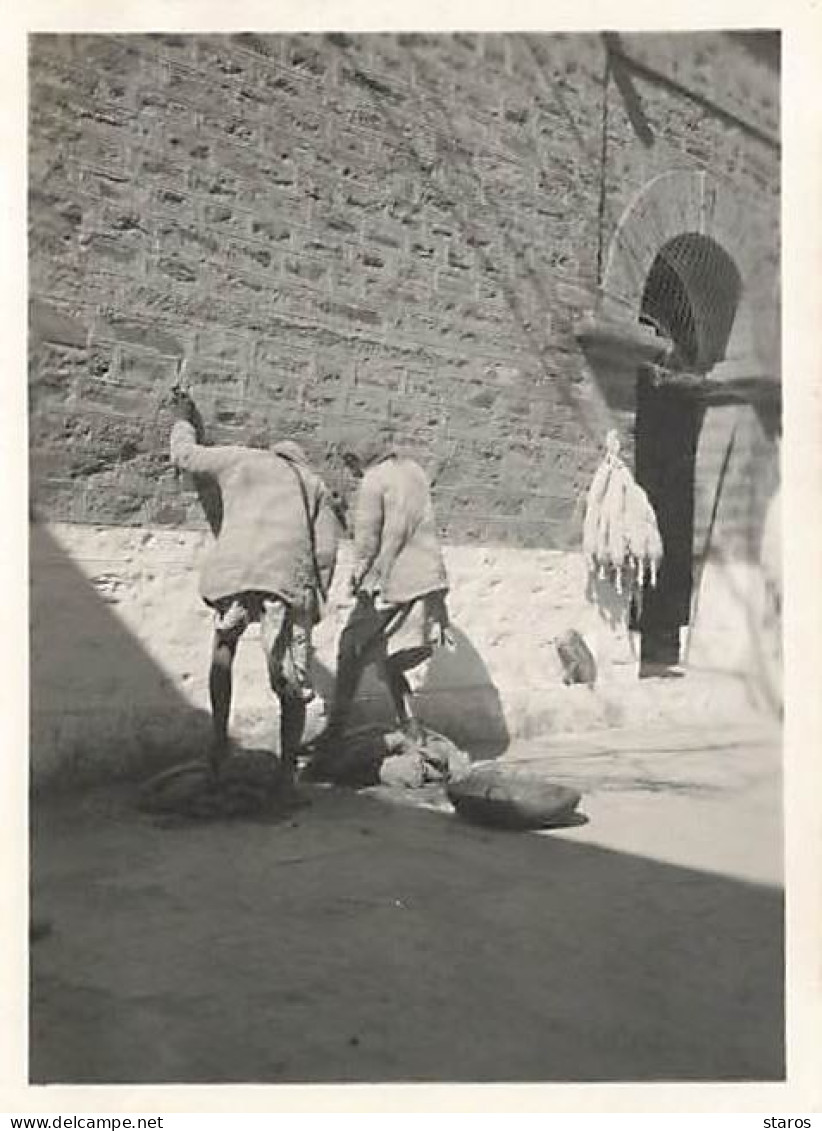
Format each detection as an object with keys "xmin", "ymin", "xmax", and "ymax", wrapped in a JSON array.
[
  {"xmin": 302, "ymin": 726, "xmax": 472, "ymax": 789},
  {"xmin": 138, "ymin": 749, "xmax": 298, "ymax": 821},
  {"xmin": 447, "ymin": 763, "xmax": 582, "ymax": 830}
]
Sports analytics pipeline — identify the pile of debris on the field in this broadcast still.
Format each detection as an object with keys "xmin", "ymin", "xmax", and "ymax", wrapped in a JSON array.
[{"xmin": 138, "ymin": 729, "xmax": 583, "ymax": 834}]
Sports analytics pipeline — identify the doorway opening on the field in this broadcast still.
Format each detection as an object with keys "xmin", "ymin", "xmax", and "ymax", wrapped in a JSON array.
[{"xmin": 633, "ymin": 233, "xmax": 742, "ymax": 672}]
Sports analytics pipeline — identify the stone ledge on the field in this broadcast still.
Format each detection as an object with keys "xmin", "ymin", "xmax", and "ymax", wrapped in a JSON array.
[{"xmin": 30, "ymin": 522, "xmax": 779, "ymax": 789}]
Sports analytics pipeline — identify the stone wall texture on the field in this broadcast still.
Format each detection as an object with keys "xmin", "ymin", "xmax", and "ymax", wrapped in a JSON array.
[{"xmin": 29, "ymin": 31, "xmax": 780, "ymax": 555}]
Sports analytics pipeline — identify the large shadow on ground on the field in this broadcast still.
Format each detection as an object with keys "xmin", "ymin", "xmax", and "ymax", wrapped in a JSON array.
[
  {"xmin": 30, "ymin": 784, "xmax": 783, "ymax": 1084},
  {"xmin": 29, "ymin": 520, "xmax": 211, "ymax": 787},
  {"xmin": 418, "ymin": 625, "xmax": 509, "ymax": 755},
  {"xmin": 308, "ymin": 621, "xmax": 509, "ymax": 758}
]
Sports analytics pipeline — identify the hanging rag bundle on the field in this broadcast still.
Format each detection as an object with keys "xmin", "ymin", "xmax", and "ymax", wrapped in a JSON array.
[{"xmin": 582, "ymin": 430, "xmax": 664, "ymax": 596}]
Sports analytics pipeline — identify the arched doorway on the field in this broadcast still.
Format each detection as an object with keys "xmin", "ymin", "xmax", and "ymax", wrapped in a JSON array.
[{"xmin": 633, "ymin": 234, "xmax": 742, "ymax": 671}]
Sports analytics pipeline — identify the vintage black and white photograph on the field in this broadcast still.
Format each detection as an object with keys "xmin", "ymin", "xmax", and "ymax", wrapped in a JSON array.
[{"xmin": 25, "ymin": 26, "xmax": 786, "ymax": 1086}]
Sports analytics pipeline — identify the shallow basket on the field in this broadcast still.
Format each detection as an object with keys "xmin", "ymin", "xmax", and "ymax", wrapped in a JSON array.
[
  {"xmin": 446, "ymin": 763, "xmax": 582, "ymax": 831},
  {"xmin": 139, "ymin": 749, "xmax": 290, "ymax": 820}
]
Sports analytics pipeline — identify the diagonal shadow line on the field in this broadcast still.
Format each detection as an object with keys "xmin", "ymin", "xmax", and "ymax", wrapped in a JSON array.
[
  {"xmin": 517, "ymin": 34, "xmax": 655, "ymax": 303},
  {"xmin": 330, "ymin": 34, "xmax": 773, "ymax": 517},
  {"xmin": 29, "ymin": 518, "xmax": 213, "ymax": 788},
  {"xmin": 605, "ymin": 38, "xmax": 657, "ymax": 149},
  {"xmin": 330, "ymin": 38, "xmax": 612, "ymax": 447},
  {"xmin": 402, "ymin": 36, "xmax": 734, "ymax": 413},
  {"xmin": 605, "ymin": 32, "xmax": 780, "ymax": 153},
  {"xmin": 29, "ymin": 782, "xmax": 784, "ymax": 1083},
  {"xmin": 417, "ymin": 34, "xmax": 653, "ymax": 329},
  {"xmin": 526, "ymin": 34, "xmax": 777, "ymax": 322}
]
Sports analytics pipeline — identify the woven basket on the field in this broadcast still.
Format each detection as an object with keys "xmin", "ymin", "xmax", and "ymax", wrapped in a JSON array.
[{"xmin": 447, "ymin": 763, "xmax": 581, "ymax": 830}]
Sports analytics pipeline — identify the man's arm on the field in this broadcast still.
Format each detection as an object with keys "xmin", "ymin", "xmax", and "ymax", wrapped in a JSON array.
[
  {"xmin": 313, "ymin": 483, "xmax": 342, "ymax": 598},
  {"xmin": 167, "ymin": 390, "xmax": 238, "ymax": 535},
  {"xmin": 370, "ymin": 503, "xmax": 407, "ymax": 588},
  {"xmin": 170, "ymin": 420, "xmax": 242, "ymax": 477},
  {"xmin": 167, "ymin": 389, "xmax": 241, "ymax": 478},
  {"xmin": 350, "ymin": 472, "xmax": 384, "ymax": 590}
]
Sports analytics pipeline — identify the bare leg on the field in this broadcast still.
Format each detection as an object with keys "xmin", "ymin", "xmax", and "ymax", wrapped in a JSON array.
[
  {"xmin": 278, "ymin": 693, "xmax": 307, "ymax": 785},
  {"xmin": 381, "ymin": 659, "xmax": 412, "ymax": 727},
  {"xmin": 260, "ymin": 599, "xmax": 308, "ymax": 784},
  {"xmin": 290, "ymin": 616, "xmax": 315, "ymax": 703},
  {"xmin": 382, "ymin": 657, "xmax": 425, "ymax": 743},
  {"xmin": 209, "ymin": 633, "xmax": 238, "ymax": 771}
]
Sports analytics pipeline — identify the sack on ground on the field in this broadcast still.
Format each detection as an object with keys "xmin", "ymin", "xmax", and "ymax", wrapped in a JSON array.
[{"xmin": 447, "ymin": 763, "xmax": 582, "ymax": 830}]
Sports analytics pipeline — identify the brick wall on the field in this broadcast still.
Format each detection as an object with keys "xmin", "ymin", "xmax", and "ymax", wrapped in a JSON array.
[{"xmin": 28, "ymin": 31, "xmax": 779, "ymax": 553}]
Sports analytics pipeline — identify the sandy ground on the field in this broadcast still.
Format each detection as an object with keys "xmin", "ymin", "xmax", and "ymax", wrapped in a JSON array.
[
  {"xmin": 32, "ymin": 523, "xmax": 781, "ymax": 784},
  {"xmin": 30, "ymin": 722, "xmax": 783, "ymax": 1084}
]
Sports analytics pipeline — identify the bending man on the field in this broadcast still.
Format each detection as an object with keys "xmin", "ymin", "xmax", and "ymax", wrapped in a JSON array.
[
  {"xmin": 169, "ymin": 389, "xmax": 341, "ymax": 781},
  {"xmin": 310, "ymin": 433, "xmax": 452, "ymax": 761}
]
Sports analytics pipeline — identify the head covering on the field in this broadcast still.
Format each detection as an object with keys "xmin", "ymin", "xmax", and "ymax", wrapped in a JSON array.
[
  {"xmin": 272, "ymin": 440, "xmax": 310, "ymax": 466},
  {"xmin": 337, "ymin": 428, "xmax": 394, "ymax": 469}
]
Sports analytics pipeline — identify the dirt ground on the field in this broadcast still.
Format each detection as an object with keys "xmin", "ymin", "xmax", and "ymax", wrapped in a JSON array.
[
  {"xmin": 29, "ymin": 722, "xmax": 783, "ymax": 1085},
  {"xmin": 32, "ymin": 523, "xmax": 781, "ymax": 785}
]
